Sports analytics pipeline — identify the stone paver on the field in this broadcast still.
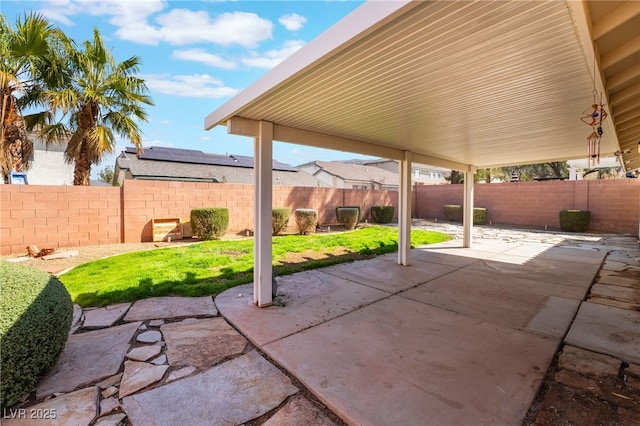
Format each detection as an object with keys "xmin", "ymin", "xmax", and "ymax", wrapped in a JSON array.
[
  {"xmin": 590, "ymin": 283, "xmax": 639, "ymax": 304},
  {"xmin": 598, "ymin": 270, "xmax": 640, "ymax": 288},
  {"xmin": 565, "ymin": 302, "xmax": 640, "ymax": 364},
  {"xmin": 557, "ymin": 345, "xmax": 622, "ymax": 377},
  {"xmin": 3, "ymin": 387, "xmax": 98, "ymax": 426},
  {"xmin": 124, "ymin": 296, "xmax": 217, "ymax": 321},
  {"xmin": 83, "ymin": 303, "xmax": 131, "ymax": 329},
  {"xmin": 126, "ymin": 345, "xmax": 162, "ymax": 362},
  {"xmin": 94, "ymin": 413, "xmax": 127, "ymax": 426},
  {"xmin": 36, "ymin": 322, "xmax": 141, "ymax": 399},
  {"xmin": 166, "ymin": 366, "xmax": 197, "ymax": 383},
  {"xmin": 161, "ymin": 318, "xmax": 247, "ymax": 369},
  {"xmin": 263, "ymin": 394, "xmax": 337, "ymax": 426},
  {"xmin": 136, "ymin": 330, "xmax": 162, "ymax": 343},
  {"xmin": 119, "ymin": 360, "xmax": 168, "ymax": 398},
  {"xmin": 123, "ymin": 351, "xmax": 298, "ymax": 426}
]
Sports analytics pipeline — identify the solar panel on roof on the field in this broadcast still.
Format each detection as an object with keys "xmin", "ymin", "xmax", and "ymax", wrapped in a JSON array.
[{"xmin": 126, "ymin": 146, "xmax": 298, "ymax": 171}]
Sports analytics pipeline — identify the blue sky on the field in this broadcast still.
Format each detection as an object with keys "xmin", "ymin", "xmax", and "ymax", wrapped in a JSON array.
[{"xmin": 2, "ymin": 0, "xmax": 376, "ymax": 177}]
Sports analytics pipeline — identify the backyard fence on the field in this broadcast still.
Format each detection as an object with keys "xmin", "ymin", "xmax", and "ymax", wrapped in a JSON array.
[{"xmin": 1, "ymin": 178, "xmax": 638, "ymax": 255}]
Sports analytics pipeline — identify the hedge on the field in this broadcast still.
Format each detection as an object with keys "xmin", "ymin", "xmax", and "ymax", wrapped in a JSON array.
[
  {"xmin": 336, "ymin": 206, "xmax": 360, "ymax": 230},
  {"xmin": 371, "ymin": 205, "xmax": 394, "ymax": 224},
  {"xmin": 295, "ymin": 209, "xmax": 318, "ymax": 234},
  {"xmin": 272, "ymin": 207, "xmax": 290, "ymax": 235},
  {"xmin": 190, "ymin": 208, "xmax": 229, "ymax": 240},
  {"xmin": 0, "ymin": 261, "xmax": 73, "ymax": 408}
]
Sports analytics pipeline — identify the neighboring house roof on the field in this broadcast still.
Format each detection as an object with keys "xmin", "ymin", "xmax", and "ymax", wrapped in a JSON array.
[
  {"xmin": 115, "ymin": 146, "xmax": 326, "ymax": 187},
  {"xmin": 300, "ymin": 160, "xmax": 399, "ymax": 187}
]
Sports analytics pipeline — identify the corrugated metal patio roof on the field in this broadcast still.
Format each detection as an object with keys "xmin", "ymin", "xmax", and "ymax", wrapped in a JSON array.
[{"xmin": 205, "ymin": 0, "xmax": 640, "ymax": 173}]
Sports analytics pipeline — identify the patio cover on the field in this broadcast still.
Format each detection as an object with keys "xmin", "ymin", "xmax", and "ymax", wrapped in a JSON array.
[{"xmin": 205, "ymin": 0, "xmax": 640, "ymax": 306}]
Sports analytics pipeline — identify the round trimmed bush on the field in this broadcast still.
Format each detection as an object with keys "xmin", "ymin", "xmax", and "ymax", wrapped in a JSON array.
[
  {"xmin": 559, "ymin": 210, "xmax": 591, "ymax": 232},
  {"xmin": 371, "ymin": 205, "xmax": 395, "ymax": 224},
  {"xmin": 295, "ymin": 209, "xmax": 318, "ymax": 235},
  {"xmin": 1, "ymin": 261, "xmax": 73, "ymax": 408},
  {"xmin": 190, "ymin": 207, "xmax": 229, "ymax": 240},
  {"xmin": 336, "ymin": 206, "xmax": 360, "ymax": 230},
  {"xmin": 272, "ymin": 207, "xmax": 290, "ymax": 235}
]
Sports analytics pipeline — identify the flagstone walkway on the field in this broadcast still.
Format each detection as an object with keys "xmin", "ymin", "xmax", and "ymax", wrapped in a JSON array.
[{"xmin": 4, "ymin": 221, "xmax": 639, "ymax": 425}]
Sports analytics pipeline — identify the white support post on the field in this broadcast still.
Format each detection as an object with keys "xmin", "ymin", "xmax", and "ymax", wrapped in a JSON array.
[
  {"xmin": 462, "ymin": 168, "xmax": 475, "ymax": 248},
  {"xmin": 254, "ymin": 121, "xmax": 273, "ymax": 307},
  {"xmin": 398, "ymin": 151, "xmax": 412, "ymax": 265}
]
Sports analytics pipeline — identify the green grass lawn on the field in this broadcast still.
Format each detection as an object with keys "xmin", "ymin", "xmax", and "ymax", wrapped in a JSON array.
[{"xmin": 60, "ymin": 226, "xmax": 451, "ymax": 307}]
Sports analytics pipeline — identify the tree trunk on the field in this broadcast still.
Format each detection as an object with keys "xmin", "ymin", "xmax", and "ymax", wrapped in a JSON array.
[
  {"xmin": 73, "ymin": 139, "xmax": 91, "ymax": 185},
  {"xmin": 1, "ymin": 93, "xmax": 34, "ymax": 182}
]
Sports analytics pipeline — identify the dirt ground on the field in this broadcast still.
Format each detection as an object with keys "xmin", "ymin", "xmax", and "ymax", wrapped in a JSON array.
[{"xmin": 1, "ymin": 240, "xmax": 199, "ymax": 275}]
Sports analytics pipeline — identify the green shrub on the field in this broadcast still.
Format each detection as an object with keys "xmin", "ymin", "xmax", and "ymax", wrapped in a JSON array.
[
  {"xmin": 335, "ymin": 206, "xmax": 361, "ymax": 224},
  {"xmin": 371, "ymin": 205, "xmax": 394, "ymax": 224},
  {"xmin": 0, "ymin": 261, "xmax": 73, "ymax": 408},
  {"xmin": 272, "ymin": 207, "xmax": 290, "ymax": 235},
  {"xmin": 559, "ymin": 210, "xmax": 591, "ymax": 232},
  {"xmin": 444, "ymin": 205, "xmax": 462, "ymax": 222},
  {"xmin": 336, "ymin": 206, "xmax": 360, "ymax": 230},
  {"xmin": 444, "ymin": 205, "xmax": 488, "ymax": 225},
  {"xmin": 295, "ymin": 209, "xmax": 318, "ymax": 235},
  {"xmin": 190, "ymin": 208, "xmax": 229, "ymax": 240},
  {"xmin": 473, "ymin": 208, "xmax": 488, "ymax": 225}
]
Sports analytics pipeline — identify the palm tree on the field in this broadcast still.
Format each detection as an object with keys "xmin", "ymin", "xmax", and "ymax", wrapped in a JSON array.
[
  {"xmin": 36, "ymin": 28, "xmax": 153, "ymax": 185},
  {"xmin": 0, "ymin": 13, "xmax": 68, "ymax": 183}
]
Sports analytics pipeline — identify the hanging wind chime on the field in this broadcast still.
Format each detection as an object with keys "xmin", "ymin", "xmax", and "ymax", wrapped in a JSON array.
[
  {"xmin": 581, "ymin": 53, "xmax": 607, "ymax": 168},
  {"xmin": 581, "ymin": 95, "xmax": 607, "ymax": 168}
]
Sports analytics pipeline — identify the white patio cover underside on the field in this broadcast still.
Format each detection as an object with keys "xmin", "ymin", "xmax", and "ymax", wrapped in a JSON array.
[{"xmin": 205, "ymin": 0, "xmax": 640, "ymax": 306}]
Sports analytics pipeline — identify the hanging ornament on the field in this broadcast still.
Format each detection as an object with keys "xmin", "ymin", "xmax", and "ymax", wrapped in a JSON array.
[
  {"xmin": 581, "ymin": 49, "xmax": 608, "ymax": 168},
  {"xmin": 581, "ymin": 91, "xmax": 607, "ymax": 168}
]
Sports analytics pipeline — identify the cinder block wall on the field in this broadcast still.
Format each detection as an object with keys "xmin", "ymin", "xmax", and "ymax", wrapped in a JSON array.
[
  {"xmin": 1, "ymin": 185, "xmax": 121, "ymax": 255},
  {"xmin": 1, "ymin": 178, "xmax": 637, "ymax": 255},
  {"xmin": 414, "ymin": 179, "xmax": 639, "ymax": 234}
]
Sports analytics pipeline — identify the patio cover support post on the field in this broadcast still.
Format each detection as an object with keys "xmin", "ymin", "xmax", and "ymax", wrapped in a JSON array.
[
  {"xmin": 463, "ymin": 168, "xmax": 476, "ymax": 248},
  {"xmin": 254, "ymin": 121, "xmax": 273, "ymax": 307},
  {"xmin": 398, "ymin": 151, "xmax": 412, "ymax": 265}
]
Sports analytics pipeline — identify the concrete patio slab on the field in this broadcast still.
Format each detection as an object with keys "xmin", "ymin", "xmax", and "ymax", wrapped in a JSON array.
[
  {"xmin": 36, "ymin": 322, "xmax": 141, "ymax": 399},
  {"xmin": 323, "ymin": 255, "xmax": 457, "ymax": 293},
  {"xmin": 534, "ymin": 246, "xmax": 607, "ymax": 264},
  {"xmin": 565, "ymin": 302, "xmax": 640, "ymax": 364},
  {"xmin": 525, "ymin": 296, "xmax": 581, "ymax": 338},
  {"xmin": 467, "ymin": 253, "xmax": 603, "ymax": 288},
  {"xmin": 409, "ymin": 247, "xmax": 482, "ymax": 268},
  {"xmin": 399, "ymin": 268, "xmax": 586, "ymax": 330},
  {"xmin": 123, "ymin": 296, "xmax": 217, "ymax": 322},
  {"xmin": 263, "ymin": 296, "xmax": 557, "ymax": 426},
  {"xmin": 122, "ymin": 351, "xmax": 298, "ymax": 426},
  {"xmin": 216, "ymin": 270, "xmax": 389, "ymax": 346}
]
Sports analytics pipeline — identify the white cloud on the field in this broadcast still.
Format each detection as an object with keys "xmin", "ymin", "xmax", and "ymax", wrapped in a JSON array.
[
  {"xmin": 172, "ymin": 48, "xmax": 237, "ymax": 70},
  {"xmin": 41, "ymin": 0, "xmax": 167, "ymax": 27},
  {"xmin": 118, "ymin": 9, "xmax": 273, "ymax": 47},
  {"xmin": 242, "ymin": 40, "xmax": 305, "ymax": 69},
  {"xmin": 279, "ymin": 13, "xmax": 307, "ymax": 31},
  {"xmin": 39, "ymin": 1, "xmax": 273, "ymax": 48},
  {"xmin": 141, "ymin": 73, "xmax": 239, "ymax": 99}
]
